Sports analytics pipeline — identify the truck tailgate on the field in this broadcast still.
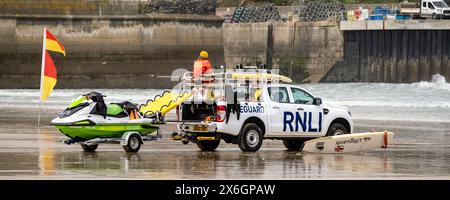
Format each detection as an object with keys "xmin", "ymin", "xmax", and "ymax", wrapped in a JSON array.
[{"xmin": 179, "ymin": 122, "xmax": 217, "ymax": 133}]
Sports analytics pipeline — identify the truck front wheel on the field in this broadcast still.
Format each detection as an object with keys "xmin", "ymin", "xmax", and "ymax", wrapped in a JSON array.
[
  {"xmin": 238, "ymin": 123, "xmax": 263, "ymax": 152},
  {"xmin": 196, "ymin": 140, "xmax": 220, "ymax": 151},
  {"xmin": 326, "ymin": 123, "xmax": 349, "ymax": 136}
]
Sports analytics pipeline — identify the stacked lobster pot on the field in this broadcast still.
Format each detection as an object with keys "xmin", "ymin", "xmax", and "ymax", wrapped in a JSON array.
[
  {"xmin": 229, "ymin": 3, "xmax": 281, "ymax": 23},
  {"xmin": 298, "ymin": 0, "xmax": 346, "ymax": 22},
  {"xmin": 144, "ymin": 0, "xmax": 216, "ymax": 15}
]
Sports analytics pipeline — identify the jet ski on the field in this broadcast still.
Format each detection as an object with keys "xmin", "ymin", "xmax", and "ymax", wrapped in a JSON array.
[{"xmin": 50, "ymin": 91, "xmax": 163, "ymax": 152}]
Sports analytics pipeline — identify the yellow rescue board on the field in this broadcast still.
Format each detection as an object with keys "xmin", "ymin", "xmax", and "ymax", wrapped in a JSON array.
[
  {"xmin": 139, "ymin": 91, "xmax": 192, "ymax": 116},
  {"xmin": 230, "ymin": 73, "xmax": 292, "ymax": 83},
  {"xmin": 302, "ymin": 131, "xmax": 395, "ymax": 154}
]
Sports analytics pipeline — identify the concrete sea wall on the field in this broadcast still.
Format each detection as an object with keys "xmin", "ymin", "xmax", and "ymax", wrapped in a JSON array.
[
  {"xmin": 0, "ymin": 16, "xmax": 343, "ymax": 88},
  {"xmin": 3, "ymin": 14, "xmax": 450, "ymax": 88},
  {"xmin": 0, "ymin": 14, "xmax": 225, "ymax": 89}
]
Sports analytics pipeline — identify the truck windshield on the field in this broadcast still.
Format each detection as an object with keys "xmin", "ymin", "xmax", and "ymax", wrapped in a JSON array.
[{"xmin": 434, "ymin": 1, "xmax": 449, "ymax": 8}]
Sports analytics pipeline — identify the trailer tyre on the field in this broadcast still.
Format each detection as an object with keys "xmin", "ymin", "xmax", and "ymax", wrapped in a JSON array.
[
  {"xmin": 326, "ymin": 123, "xmax": 349, "ymax": 136},
  {"xmin": 81, "ymin": 143, "xmax": 98, "ymax": 152},
  {"xmin": 238, "ymin": 123, "xmax": 263, "ymax": 152},
  {"xmin": 196, "ymin": 140, "xmax": 220, "ymax": 151},
  {"xmin": 123, "ymin": 134, "xmax": 142, "ymax": 153}
]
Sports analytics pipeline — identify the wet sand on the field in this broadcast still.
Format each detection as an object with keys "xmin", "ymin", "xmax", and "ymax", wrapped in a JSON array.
[{"xmin": 0, "ymin": 107, "xmax": 449, "ymax": 179}]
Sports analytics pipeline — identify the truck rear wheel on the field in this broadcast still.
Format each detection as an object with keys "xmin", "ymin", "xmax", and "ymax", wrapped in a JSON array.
[
  {"xmin": 326, "ymin": 123, "xmax": 349, "ymax": 136},
  {"xmin": 238, "ymin": 123, "xmax": 263, "ymax": 152},
  {"xmin": 283, "ymin": 139, "xmax": 305, "ymax": 151},
  {"xmin": 196, "ymin": 140, "xmax": 220, "ymax": 151}
]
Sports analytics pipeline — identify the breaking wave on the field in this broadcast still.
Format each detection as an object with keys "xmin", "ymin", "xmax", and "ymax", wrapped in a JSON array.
[{"xmin": 413, "ymin": 74, "xmax": 450, "ymax": 92}]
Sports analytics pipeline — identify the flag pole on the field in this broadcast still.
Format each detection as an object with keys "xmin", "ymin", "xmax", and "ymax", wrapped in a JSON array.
[{"xmin": 38, "ymin": 28, "xmax": 46, "ymax": 127}]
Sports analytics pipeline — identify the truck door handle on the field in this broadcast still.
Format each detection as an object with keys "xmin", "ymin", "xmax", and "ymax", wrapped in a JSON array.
[
  {"xmin": 297, "ymin": 107, "xmax": 304, "ymax": 111},
  {"xmin": 272, "ymin": 106, "xmax": 280, "ymax": 109}
]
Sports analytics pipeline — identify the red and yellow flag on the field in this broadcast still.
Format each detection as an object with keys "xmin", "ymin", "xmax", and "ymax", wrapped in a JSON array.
[
  {"xmin": 40, "ymin": 28, "xmax": 65, "ymax": 101},
  {"xmin": 41, "ymin": 51, "xmax": 58, "ymax": 100},
  {"xmin": 45, "ymin": 29, "xmax": 66, "ymax": 56}
]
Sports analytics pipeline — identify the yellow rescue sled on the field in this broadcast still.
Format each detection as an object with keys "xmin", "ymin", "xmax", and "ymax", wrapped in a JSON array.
[{"xmin": 139, "ymin": 91, "xmax": 192, "ymax": 117}]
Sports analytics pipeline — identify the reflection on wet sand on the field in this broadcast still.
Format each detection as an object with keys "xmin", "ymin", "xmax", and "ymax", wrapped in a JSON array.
[
  {"xmin": 34, "ymin": 149, "xmax": 393, "ymax": 179},
  {"xmin": 299, "ymin": 153, "xmax": 392, "ymax": 178},
  {"xmin": 0, "ymin": 119, "xmax": 448, "ymax": 179},
  {"xmin": 38, "ymin": 129, "xmax": 55, "ymax": 176}
]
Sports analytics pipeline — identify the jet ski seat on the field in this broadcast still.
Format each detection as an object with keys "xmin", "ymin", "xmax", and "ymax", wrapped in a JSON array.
[
  {"xmin": 114, "ymin": 101, "xmax": 139, "ymax": 111},
  {"xmin": 85, "ymin": 91, "xmax": 140, "ymax": 119},
  {"xmin": 106, "ymin": 104, "xmax": 128, "ymax": 118},
  {"xmin": 107, "ymin": 101, "xmax": 141, "ymax": 119}
]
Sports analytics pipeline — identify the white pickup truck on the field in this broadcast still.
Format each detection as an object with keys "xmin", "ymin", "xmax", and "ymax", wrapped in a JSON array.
[
  {"xmin": 400, "ymin": 0, "xmax": 450, "ymax": 19},
  {"xmin": 177, "ymin": 68, "xmax": 353, "ymax": 152}
]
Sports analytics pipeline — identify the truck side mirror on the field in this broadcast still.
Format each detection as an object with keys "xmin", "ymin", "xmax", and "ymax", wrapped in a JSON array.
[{"xmin": 313, "ymin": 98, "xmax": 322, "ymax": 106}]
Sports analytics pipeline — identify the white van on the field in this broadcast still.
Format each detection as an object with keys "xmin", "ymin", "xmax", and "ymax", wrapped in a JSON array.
[
  {"xmin": 401, "ymin": 0, "xmax": 450, "ymax": 18},
  {"xmin": 421, "ymin": 0, "xmax": 450, "ymax": 18}
]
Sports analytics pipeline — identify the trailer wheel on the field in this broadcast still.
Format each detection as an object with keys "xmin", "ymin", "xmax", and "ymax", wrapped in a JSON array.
[
  {"xmin": 238, "ymin": 123, "xmax": 263, "ymax": 152},
  {"xmin": 283, "ymin": 139, "xmax": 306, "ymax": 151},
  {"xmin": 123, "ymin": 134, "xmax": 142, "ymax": 153},
  {"xmin": 196, "ymin": 140, "xmax": 220, "ymax": 151},
  {"xmin": 326, "ymin": 123, "xmax": 349, "ymax": 136},
  {"xmin": 80, "ymin": 143, "xmax": 98, "ymax": 152}
]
